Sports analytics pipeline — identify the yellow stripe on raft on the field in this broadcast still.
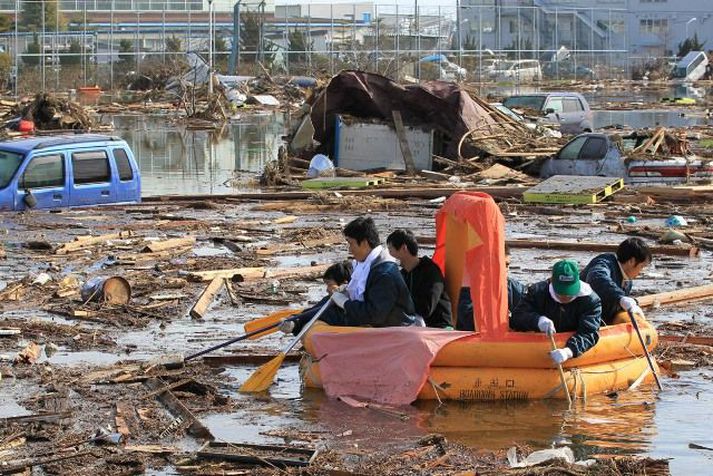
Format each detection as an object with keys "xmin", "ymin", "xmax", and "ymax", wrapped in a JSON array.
[{"xmin": 301, "ymin": 356, "xmax": 656, "ymax": 401}]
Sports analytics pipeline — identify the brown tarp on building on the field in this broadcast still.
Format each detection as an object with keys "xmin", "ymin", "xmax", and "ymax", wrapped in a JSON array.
[{"xmin": 307, "ymin": 70, "xmax": 526, "ymax": 160}]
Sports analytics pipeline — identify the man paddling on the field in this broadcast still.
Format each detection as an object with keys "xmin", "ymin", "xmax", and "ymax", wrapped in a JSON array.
[
  {"xmin": 386, "ymin": 229, "xmax": 452, "ymax": 329},
  {"xmin": 510, "ymin": 260, "xmax": 602, "ymax": 364},
  {"xmin": 580, "ymin": 237, "xmax": 652, "ymax": 324},
  {"xmin": 282, "ymin": 217, "xmax": 416, "ymax": 334}
]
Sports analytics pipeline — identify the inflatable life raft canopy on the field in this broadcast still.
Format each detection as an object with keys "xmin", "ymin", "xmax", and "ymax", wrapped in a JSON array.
[{"xmin": 432, "ymin": 191, "xmax": 508, "ymax": 339}]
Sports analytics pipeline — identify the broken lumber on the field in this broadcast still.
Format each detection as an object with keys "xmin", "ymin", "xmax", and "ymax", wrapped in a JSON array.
[
  {"xmin": 143, "ymin": 186, "xmax": 524, "ymax": 202},
  {"xmin": 659, "ymin": 334, "xmax": 713, "ymax": 346},
  {"xmin": 255, "ymin": 235, "xmax": 342, "ymax": 256},
  {"xmin": 189, "ymin": 277, "xmax": 225, "ymax": 319},
  {"xmin": 140, "ymin": 378, "xmax": 194, "ymax": 400},
  {"xmin": 638, "ymin": 283, "xmax": 713, "ymax": 308},
  {"xmin": 143, "ymin": 378, "xmax": 213, "ymax": 440},
  {"xmin": 183, "ymin": 264, "xmax": 329, "ymax": 282},
  {"xmin": 392, "ymin": 110, "xmax": 417, "ymax": 174},
  {"xmin": 506, "ymin": 239, "xmax": 699, "ymax": 257},
  {"xmin": 55, "ymin": 230, "xmax": 133, "ymax": 254},
  {"xmin": 414, "ymin": 236, "xmax": 698, "ymax": 257},
  {"xmin": 142, "ymin": 236, "xmax": 196, "ymax": 253}
]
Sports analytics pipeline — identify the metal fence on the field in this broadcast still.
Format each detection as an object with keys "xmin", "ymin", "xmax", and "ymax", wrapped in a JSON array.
[{"xmin": 0, "ymin": 1, "xmax": 664, "ymax": 97}]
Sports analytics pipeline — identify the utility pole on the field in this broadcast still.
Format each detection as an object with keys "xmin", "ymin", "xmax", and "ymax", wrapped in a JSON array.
[{"xmin": 208, "ymin": 0, "xmax": 214, "ymax": 95}]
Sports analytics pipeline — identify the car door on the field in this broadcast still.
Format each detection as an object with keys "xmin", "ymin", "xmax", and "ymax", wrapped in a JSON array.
[
  {"xmin": 15, "ymin": 153, "xmax": 68, "ymax": 210},
  {"xmin": 543, "ymin": 96, "xmax": 564, "ymax": 128},
  {"xmin": 70, "ymin": 149, "xmax": 115, "ymax": 206},
  {"xmin": 576, "ymin": 136, "xmax": 611, "ymax": 176},
  {"xmin": 111, "ymin": 147, "xmax": 140, "ymax": 202},
  {"xmin": 561, "ymin": 97, "xmax": 586, "ymax": 134},
  {"xmin": 540, "ymin": 135, "xmax": 587, "ymax": 177}
]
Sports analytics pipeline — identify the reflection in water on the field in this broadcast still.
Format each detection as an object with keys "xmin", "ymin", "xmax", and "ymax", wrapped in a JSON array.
[
  {"xmin": 593, "ymin": 110, "xmax": 710, "ymax": 130},
  {"xmin": 109, "ymin": 113, "xmax": 289, "ymax": 197}
]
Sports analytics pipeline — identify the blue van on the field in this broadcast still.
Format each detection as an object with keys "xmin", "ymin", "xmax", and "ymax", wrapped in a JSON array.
[{"xmin": 0, "ymin": 135, "xmax": 141, "ymax": 211}]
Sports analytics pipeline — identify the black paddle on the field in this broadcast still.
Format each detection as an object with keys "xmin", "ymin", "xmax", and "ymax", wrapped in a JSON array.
[
  {"xmin": 628, "ymin": 310, "xmax": 663, "ymax": 391},
  {"xmin": 183, "ymin": 315, "xmax": 300, "ymax": 362}
]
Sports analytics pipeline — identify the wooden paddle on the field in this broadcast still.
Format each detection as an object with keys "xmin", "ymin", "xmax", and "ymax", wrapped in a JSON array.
[
  {"xmin": 240, "ymin": 297, "xmax": 333, "ymax": 393},
  {"xmin": 628, "ymin": 310, "xmax": 663, "ymax": 391},
  {"xmin": 243, "ymin": 308, "xmax": 302, "ymax": 340},
  {"xmin": 549, "ymin": 334, "xmax": 573, "ymax": 407}
]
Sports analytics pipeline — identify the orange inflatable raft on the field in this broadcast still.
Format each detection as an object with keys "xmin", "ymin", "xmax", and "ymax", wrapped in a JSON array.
[
  {"xmin": 299, "ymin": 192, "xmax": 659, "ymax": 401},
  {"xmin": 300, "ymin": 313, "xmax": 657, "ymax": 401}
]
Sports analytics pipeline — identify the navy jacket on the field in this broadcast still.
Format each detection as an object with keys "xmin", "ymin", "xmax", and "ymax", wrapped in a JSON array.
[
  {"xmin": 580, "ymin": 253, "xmax": 633, "ymax": 324},
  {"xmin": 456, "ymin": 277, "xmax": 527, "ymax": 331},
  {"xmin": 318, "ymin": 249, "xmax": 416, "ymax": 328},
  {"xmin": 401, "ymin": 256, "xmax": 452, "ymax": 329},
  {"xmin": 509, "ymin": 280, "xmax": 602, "ymax": 357}
]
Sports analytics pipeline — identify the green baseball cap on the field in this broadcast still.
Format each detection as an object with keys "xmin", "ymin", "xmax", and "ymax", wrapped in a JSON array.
[{"xmin": 552, "ymin": 259, "xmax": 581, "ymax": 296}]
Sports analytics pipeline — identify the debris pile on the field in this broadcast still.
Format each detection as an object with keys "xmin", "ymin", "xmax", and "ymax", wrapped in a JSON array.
[{"xmin": 11, "ymin": 93, "xmax": 96, "ymax": 130}]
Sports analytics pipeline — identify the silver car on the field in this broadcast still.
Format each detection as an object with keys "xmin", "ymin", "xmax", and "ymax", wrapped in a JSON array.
[{"xmin": 502, "ymin": 92, "xmax": 593, "ymax": 135}]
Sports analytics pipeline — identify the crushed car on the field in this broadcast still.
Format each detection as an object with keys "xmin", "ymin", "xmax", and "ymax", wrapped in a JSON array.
[{"xmin": 540, "ymin": 129, "xmax": 713, "ymax": 184}]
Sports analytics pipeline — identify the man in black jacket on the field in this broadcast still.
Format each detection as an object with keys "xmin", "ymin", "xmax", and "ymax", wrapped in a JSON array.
[
  {"xmin": 386, "ymin": 229, "xmax": 452, "ymax": 329},
  {"xmin": 283, "ymin": 217, "xmax": 416, "ymax": 334},
  {"xmin": 510, "ymin": 259, "xmax": 602, "ymax": 365},
  {"xmin": 580, "ymin": 237, "xmax": 651, "ymax": 324}
]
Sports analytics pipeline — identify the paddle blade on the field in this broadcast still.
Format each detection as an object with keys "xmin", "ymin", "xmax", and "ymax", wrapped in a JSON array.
[
  {"xmin": 244, "ymin": 309, "xmax": 299, "ymax": 340},
  {"xmin": 239, "ymin": 352, "xmax": 286, "ymax": 393}
]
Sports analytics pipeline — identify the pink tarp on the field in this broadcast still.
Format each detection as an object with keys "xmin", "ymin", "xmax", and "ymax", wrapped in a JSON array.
[{"xmin": 310, "ymin": 327, "xmax": 467, "ymax": 405}]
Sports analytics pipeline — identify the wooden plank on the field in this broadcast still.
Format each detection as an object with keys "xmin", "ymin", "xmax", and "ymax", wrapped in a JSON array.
[
  {"xmin": 184, "ymin": 267, "xmax": 266, "ymax": 282},
  {"xmin": 392, "ymin": 110, "xmax": 417, "ymax": 175},
  {"xmin": 142, "ymin": 186, "xmax": 524, "ymax": 203},
  {"xmin": 189, "ymin": 277, "xmax": 225, "ymax": 319},
  {"xmin": 255, "ymin": 235, "xmax": 342, "ymax": 256},
  {"xmin": 144, "ymin": 378, "xmax": 213, "ymax": 440},
  {"xmin": 55, "ymin": 230, "xmax": 134, "ymax": 254},
  {"xmin": 140, "ymin": 378, "xmax": 194, "ymax": 400},
  {"xmin": 184, "ymin": 264, "xmax": 330, "ymax": 283},
  {"xmin": 506, "ymin": 239, "xmax": 699, "ymax": 257},
  {"xmin": 142, "ymin": 236, "xmax": 196, "ymax": 253},
  {"xmin": 638, "ymin": 283, "xmax": 713, "ymax": 308},
  {"xmin": 659, "ymin": 335, "xmax": 713, "ymax": 346},
  {"xmin": 301, "ymin": 176, "xmax": 385, "ymax": 190},
  {"xmin": 413, "ymin": 236, "xmax": 698, "ymax": 257}
]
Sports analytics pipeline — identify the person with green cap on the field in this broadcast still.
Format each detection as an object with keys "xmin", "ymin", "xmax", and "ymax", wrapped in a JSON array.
[{"xmin": 510, "ymin": 259, "xmax": 603, "ymax": 365}]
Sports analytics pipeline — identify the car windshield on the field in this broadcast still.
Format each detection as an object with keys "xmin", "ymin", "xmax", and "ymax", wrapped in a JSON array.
[
  {"xmin": 671, "ymin": 66, "xmax": 687, "ymax": 78},
  {"xmin": 494, "ymin": 104, "xmax": 523, "ymax": 121},
  {"xmin": 0, "ymin": 149, "xmax": 25, "ymax": 189},
  {"xmin": 502, "ymin": 95, "xmax": 546, "ymax": 111}
]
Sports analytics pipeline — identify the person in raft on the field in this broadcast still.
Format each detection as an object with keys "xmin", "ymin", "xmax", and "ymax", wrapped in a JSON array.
[
  {"xmin": 281, "ymin": 217, "xmax": 417, "ymax": 335},
  {"xmin": 510, "ymin": 259, "xmax": 602, "ymax": 365},
  {"xmin": 456, "ymin": 243, "xmax": 526, "ymax": 331},
  {"xmin": 279, "ymin": 261, "xmax": 353, "ymax": 335},
  {"xmin": 386, "ymin": 229, "xmax": 453, "ymax": 329},
  {"xmin": 580, "ymin": 237, "xmax": 652, "ymax": 324}
]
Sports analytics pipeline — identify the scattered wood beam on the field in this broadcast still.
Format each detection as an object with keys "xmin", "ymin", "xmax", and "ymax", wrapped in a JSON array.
[
  {"xmin": 638, "ymin": 284, "xmax": 713, "ymax": 308},
  {"xmin": 189, "ymin": 277, "xmax": 225, "ymax": 319},
  {"xmin": 55, "ymin": 230, "xmax": 134, "ymax": 254},
  {"xmin": 142, "ymin": 236, "xmax": 196, "ymax": 253},
  {"xmin": 414, "ymin": 236, "xmax": 698, "ymax": 257}
]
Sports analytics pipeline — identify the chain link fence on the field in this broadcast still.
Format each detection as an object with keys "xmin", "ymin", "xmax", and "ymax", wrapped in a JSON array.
[{"xmin": 0, "ymin": 1, "xmax": 660, "ymax": 96}]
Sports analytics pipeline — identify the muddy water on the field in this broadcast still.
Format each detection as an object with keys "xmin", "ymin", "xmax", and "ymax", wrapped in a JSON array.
[{"xmin": 109, "ymin": 112, "xmax": 289, "ymax": 196}]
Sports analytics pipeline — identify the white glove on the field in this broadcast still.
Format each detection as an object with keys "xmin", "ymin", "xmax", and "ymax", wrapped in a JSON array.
[
  {"xmin": 331, "ymin": 291, "xmax": 349, "ymax": 309},
  {"xmin": 279, "ymin": 319, "xmax": 295, "ymax": 334},
  {"xmin": 550, "ymin": 347, "xmax": 573, "ymax": 365},
  {"xmin": 620, "ymin": 296, "xmax": 643, "ymax": 316},
  {"xmin": 537, "ymin": 316, "xmax": 556, "ymax": 336}
]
